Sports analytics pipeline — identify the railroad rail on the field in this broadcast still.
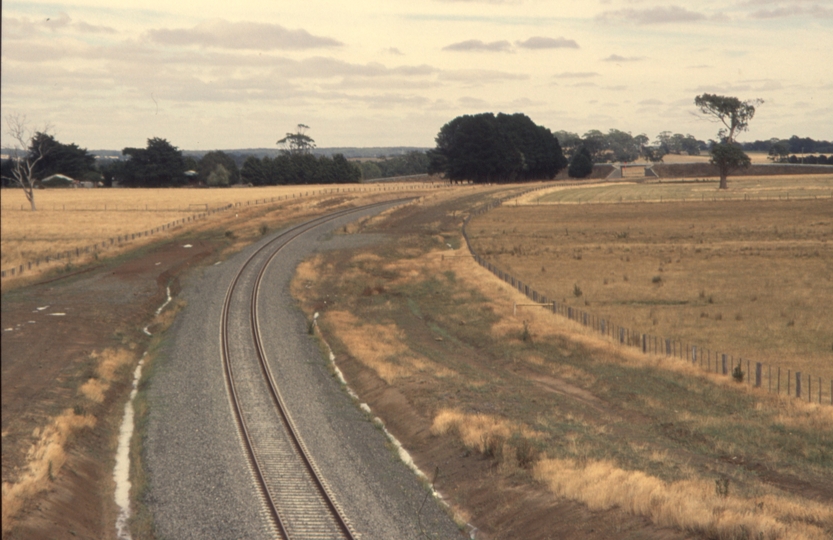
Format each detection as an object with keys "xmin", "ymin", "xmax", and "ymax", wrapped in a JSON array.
[{"xmin": 221, "ymin": 201, "xmax": 406, "ymax": 539}]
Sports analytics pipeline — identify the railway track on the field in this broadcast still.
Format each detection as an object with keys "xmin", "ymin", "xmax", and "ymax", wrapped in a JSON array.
[{"xmin": 220, "ymin": 201, "xmax": 407, "ymax": 539}]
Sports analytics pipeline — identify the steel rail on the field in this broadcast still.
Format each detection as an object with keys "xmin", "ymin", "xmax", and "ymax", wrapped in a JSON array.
[{"xmin": 220, "ymin": 200, "xmax": 407, "ymax": 539}]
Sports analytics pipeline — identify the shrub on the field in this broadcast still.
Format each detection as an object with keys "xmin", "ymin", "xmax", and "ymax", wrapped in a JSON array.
[
  {"xmin": 573, "ymin": 283, "xmax": 583, "ymax": 297},
  {"xmin": 481, "ymin": 433, "xmax": 505, "ymax": 462},
  {"xmin": 732, "ymin": 362, "xmax": 744, "ymax": 383},
  {"xmin": 512, "ymin": 436, "xmax": 539, "ymax": 469}
]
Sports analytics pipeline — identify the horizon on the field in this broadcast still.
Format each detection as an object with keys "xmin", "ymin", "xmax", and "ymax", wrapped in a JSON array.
[{"xmin": 2, "ymin": 1, "xmax": 832, "ymax": 151}]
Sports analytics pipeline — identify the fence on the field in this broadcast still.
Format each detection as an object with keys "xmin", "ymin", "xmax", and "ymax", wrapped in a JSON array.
[
  {"xmin": 1, "ymin": 182, "xmax": 444, "ymax": 279},
  {"xmin": 460, "ymin": 185, "xmax": 832, "ymax": 406}
]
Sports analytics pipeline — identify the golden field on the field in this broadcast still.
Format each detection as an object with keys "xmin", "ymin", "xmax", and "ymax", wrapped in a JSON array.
[
  {"xmin": 0, "ymin": 183, "xmax": 432, "ymax": 279},
  {"xmin": 469, "ymin": 178, "xmax": 833, "ymax": 383},
  {"xmin": 530, "ymin": 174, "xmax": 833, "ymax": 204}
]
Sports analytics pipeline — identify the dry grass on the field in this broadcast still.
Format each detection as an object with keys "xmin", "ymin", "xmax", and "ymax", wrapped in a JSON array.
[
  {"xmin": 1, "ymin": 409, "xmax": 96, "ymax": 533},
  {"xmin": 468, "ymin": 198, "xmax": 833, "ymax": 381},
  {"xmin": 0, "ymin": 182, "xmax": 437, "ymax": 281},
  {"xmin": 527, "ymin": 174, "xmax": 833, "ymax": 204},
  {"xmin": 534, "ymin": 458, "xmax": 832, "ymax": 540},
  {"xmin": 78, "ymin": 348, "xmax": 135, "ymax": 403}
]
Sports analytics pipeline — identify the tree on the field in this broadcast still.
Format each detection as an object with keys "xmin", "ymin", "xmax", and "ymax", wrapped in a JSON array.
[
  {"xmin": 695, "ymin": 94, "xmax": 763, "ymax": 143},
  {"xmin": 568, "ymin": 147, "xmax": 593, "ymax": 178},
  {"xmin": 581, "ymin": 129, "xmax": 609, "ymax": 162},
  {"xmin": 206, "ymin": 164, "xmax": 230, "ymax": 187},
  {"xmin": 642, "ymin": 146, "xmax": 666, "ymax": 164},
  {"xmin": 429, "ymin": 113, "xmax": 566, "ymax": 183},
  {"xmin": 198, "ymin": 151, "xmax": 240, "ymax": 185},
  {"xmin": 710, "ymin": 141, "xmax": 751, "ymax": 188},
  {"xmin": 2, "ymin": 114, "xmax": 52, "ymax": 210},
  {"xmin": 121, "ymin": 138, "xmax": 185, "ymax": 187},
  {"xmin": 277, "ymin": 124, "xmax": 315, "ymax": 155},
  {"xmin": 607, "ymin": 129, "xmax": 640, "ymax": 163},
  {"xmin": 768, "ymin": 140, "xmax": 790, "ymax": 163},
  {"xmin": 28, "ymin": 132, "xmax": 96, "ymax": 180},
  {"xmin": 553, "ymin": 130, "xmax": 582, "ymax": 160},
  {"xmin": 695, "ymin": 93, "xmax": 762, "ymax": 189}
]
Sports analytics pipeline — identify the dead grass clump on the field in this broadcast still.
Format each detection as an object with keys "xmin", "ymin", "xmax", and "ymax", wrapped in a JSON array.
[
  {"xmin": 534, "ymin": 458, "xmax": 832, "ymax": 540},
  {"xmin": 1, "ymin": 408, "xmax": 96, "ymax": 533},
  {"xmin": 431, "ymin": 409, "xmax": 538, "ymax": 458},
  {"xmin": 78, "ymin": 348, "xmax": 135, "ymax": 403}
]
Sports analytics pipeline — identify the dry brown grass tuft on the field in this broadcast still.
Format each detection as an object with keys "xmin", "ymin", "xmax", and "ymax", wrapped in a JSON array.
[
  {"xmin": 1, "ymin": 409, "xmax": 96, "ymax": 532},
  {"xmin": 325, "ymin": 310, "xmax": 455, "ymax": 382},
  {"xmin": 534, "ymin": 458, "xmax": 832, "ymax": 540},
  {"xmin": 78, "ymin": 348, "xmax": 135, "ymax": 403},
  {"xmin": 431, "ymin": 409, "xmax": 539, "ymax": 454}
]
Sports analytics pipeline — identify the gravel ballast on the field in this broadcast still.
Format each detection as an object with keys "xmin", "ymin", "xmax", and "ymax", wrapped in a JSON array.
[{"xmin": 145, "ymin": 202, "xmax": 462, "ymax": 539}]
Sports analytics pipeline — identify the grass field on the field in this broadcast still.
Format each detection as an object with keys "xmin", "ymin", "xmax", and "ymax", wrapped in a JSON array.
[
  {"xmin": 528, "ymin": 174, "xmax": 833, "ymax": 204},
  {"xmin": 0, "ymin": 183, "xmax": 434, "ymax": 282},
  {"xmin": 293, "ymin": 188, "xmax": 833, "ymax": 539},
  {"xmin": 469, "ymin": 181, "xmax": 833, "ymax": 384}
]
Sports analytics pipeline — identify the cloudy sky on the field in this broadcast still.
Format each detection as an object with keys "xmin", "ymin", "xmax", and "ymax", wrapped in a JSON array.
[{"xmin": 2, "ymin": 0, "xmax": 831, "ymax": 151}]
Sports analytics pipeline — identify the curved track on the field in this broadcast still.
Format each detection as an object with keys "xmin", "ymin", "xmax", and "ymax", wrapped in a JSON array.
[{"xmin": 221, "ymin": 202, "xmax": 405, "ymax": 539}]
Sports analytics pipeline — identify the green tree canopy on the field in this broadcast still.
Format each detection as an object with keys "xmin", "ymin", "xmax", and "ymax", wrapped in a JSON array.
[
  {"xmin": 121, "ymin": 137, "xmax": 185, "ymax": 187},
  {"xmin": 198, "ymin": 150, "xmax": 240, "ymax": 185},
  {"xmin": 568, "ymin": 147, "xmax": 593, "ymax": 178},
  {"xmin": 695, "ymin": 93, "xmax": 762, "ymax": 143},
  {"xmin": 428, "ymin": 113, "xmax": 566, "ymax": 183},
  {"xmin": 28, "ymin": 132, "xmax": 96, "ymax": 180}
]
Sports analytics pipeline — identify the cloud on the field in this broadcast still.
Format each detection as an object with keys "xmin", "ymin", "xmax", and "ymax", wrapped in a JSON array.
[
  {"xmin": 145, "ymin": 19, "xmax": 343, "ymax": 50},
  {"xmin": 602, "ymin": 54, "xmax": 644, "ymax": 62},
  {"xmin": 442, "ymin": 39, "xmax": 512, "ymax": 52},
  {"xmin": 639, "ymin": 99, "xmax": 664, "ymax": 105},
  {"xmin": 596, "ymin": 6, "xmax": 708, "ymax": 24},
  {"xmin": 516, "ymin": 36, "xmax": 579, "ymax": 49},
  {"xmin": 440, "ymin": 69, "xmax": 528, "ymax": 82},
  {"xmin": 554, "ymin": 72, "xmax": 599, "ymax": 78},
  {"xmin": 2, "ymin": 13, "xmax": 116, "ymax": 38},
  {"xmin": 385, "ymin": 47, "xmax": 404, "ymax": 55},
  {"xmin": 748, "ymin": 5, "xmax": 833, "ymax": 18}
]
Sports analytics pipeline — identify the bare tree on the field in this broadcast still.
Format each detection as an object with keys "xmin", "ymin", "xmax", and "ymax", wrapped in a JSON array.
[{"xmin": 3, "ymin": 114, "xmax": 53, "ymax": 210}]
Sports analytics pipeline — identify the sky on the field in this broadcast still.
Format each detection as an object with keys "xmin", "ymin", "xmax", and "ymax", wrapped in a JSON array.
[{"xmin": 2, "ymin": 0, "xmax": 831, "ymax": 151}]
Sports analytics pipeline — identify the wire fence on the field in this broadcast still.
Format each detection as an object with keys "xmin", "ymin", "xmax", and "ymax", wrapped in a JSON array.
[
  {"xmin": 1, "ymin": 182, "xmax": 443, "ymax": 279},
  {"xmin": 461, "ymin": 184, "xmax": 832, "ymax": 406}
]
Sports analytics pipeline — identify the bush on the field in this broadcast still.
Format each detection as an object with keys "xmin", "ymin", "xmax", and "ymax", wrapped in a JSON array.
[
  {"xmin": 568, "ymin": 147, "xmax": 593, "ymax": 178},
  {"xmin": 512, "ymin": 436, "xmax": 539, "ymax": 469},
  {"xmin": 481, "ymin": 433, "xmax": 505, "ymax": 462},
  {"xmin": 732, "ymin": 362, "xmax": 744, "ymax": 383}
]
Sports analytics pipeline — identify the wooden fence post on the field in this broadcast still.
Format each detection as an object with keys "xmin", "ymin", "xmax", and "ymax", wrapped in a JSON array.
[
  {"xmin": 795, "ymin": 371, "xmax": 801, "ymax": 398},
  {"xmin": 756, "ymin": 363, "xmax": 762, "ymax": 388},
  {"xmin": 722, "ymin": 354, "xmax": 728, "ymax": 375}
]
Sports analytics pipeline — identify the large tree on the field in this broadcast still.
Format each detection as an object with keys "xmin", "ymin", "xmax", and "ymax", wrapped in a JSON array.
[
  {"xmin": 428, "ymin": 113, "xmax": 566, "ymax": 183},
  {"xmin": 695, "ymin": 93, "xmax": 762, "ymax": 189},
  {"xmin": 2, "ymin": 114, "xmax": 52, "ymax": 210},
  {"xmin": 121, "ymin": 138, "xmax": 185, "ymax": 187},
  {"xmin": 28, "ymin": 132, "xmax": 96, "ymax": 180}
]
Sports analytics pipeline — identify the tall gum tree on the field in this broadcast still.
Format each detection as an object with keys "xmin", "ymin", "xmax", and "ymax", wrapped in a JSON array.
[{"xmin": 694, "ymin": 93, "xmax": 763, "ymax": 189}]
